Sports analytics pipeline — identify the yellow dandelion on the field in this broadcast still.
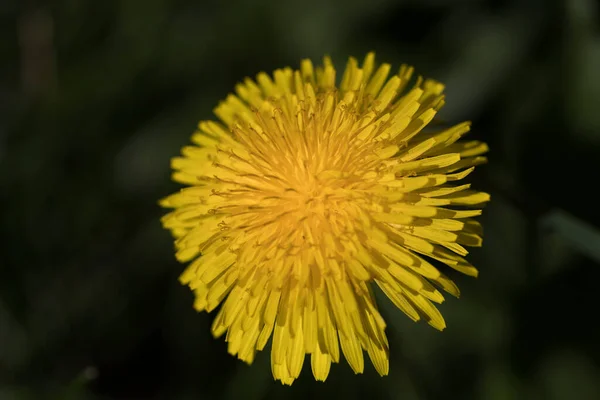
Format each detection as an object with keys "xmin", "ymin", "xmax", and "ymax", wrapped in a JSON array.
[{"xmin": 160, "ymin": 52, "xmax": 490, "ymax": 385}]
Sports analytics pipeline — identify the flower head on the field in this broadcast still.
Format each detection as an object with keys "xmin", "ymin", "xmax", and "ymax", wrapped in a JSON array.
[{"xmin": 160, "ymin": 53, "xmax": 489, "ymax": 385}]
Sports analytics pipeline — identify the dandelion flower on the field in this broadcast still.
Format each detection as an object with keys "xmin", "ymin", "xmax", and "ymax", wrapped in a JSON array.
[{"xmin": 160, "ymin": 53, "xmax": 490, "ymax": 385}]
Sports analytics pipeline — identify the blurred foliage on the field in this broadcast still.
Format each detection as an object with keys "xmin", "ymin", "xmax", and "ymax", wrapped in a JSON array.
[{"xmin": 1, "ymin": 0, "xmax": 600, "ymax": 399}]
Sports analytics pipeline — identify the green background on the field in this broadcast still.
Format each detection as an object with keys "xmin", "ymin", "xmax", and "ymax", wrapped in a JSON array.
[{"xmin": 2, "ymin": 0, "xmax": 600, "ymax": 398}]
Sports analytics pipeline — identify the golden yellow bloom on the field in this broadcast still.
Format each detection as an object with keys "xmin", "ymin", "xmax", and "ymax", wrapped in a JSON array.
[{"xmin": 160, "ymin": 53, "xmax": 489, "ymax": 385}]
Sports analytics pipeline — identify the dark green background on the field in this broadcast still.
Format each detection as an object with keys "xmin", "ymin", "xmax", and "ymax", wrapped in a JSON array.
[{"xmin": 2, "ymin": 0, "xmax": 600, "ymax": 398}]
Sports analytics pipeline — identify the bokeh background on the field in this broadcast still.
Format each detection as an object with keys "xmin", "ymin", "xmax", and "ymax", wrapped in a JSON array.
[{"xmin": 2, "ymin": 0, "xmax": 600, "ymax": 398}]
